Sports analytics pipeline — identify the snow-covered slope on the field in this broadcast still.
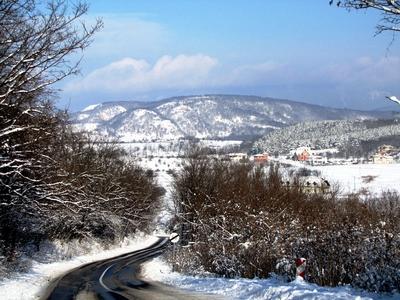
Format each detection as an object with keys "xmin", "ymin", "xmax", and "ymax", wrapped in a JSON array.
[
  {"xmin": 108, "ymin": 109, "xmax": 184, "ymax": 142},
  {"xmin": 71, "ymin": 95, "xmax": 393, "ymax": 142}
]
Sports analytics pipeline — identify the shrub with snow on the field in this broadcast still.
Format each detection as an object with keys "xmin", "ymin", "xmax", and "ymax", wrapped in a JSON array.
[{"xmin": 170, "ymin": 151, "xmax": 400, "ymax": 293}]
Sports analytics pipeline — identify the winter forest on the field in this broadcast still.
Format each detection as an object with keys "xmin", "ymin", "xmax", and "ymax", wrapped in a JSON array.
[{"xmin": 0, "ymin": 0, "xmax": 163, "ymax": 274}]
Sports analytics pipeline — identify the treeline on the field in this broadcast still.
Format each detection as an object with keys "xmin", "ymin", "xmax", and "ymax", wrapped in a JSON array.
[
  {"xmin": 170, "ymin": 151, "xmax": 400, "ymax": 292},
  {"xmin": 0, "ymin": 0, "xmax": 162, "ymax": 273},
  {"xmin": 337, "ymin": 135, "xmax": 400, "ymax": 159}
]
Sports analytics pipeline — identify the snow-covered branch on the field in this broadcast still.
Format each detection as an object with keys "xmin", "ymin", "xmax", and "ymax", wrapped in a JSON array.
[{"xmin": 332, "ymin": 1, "xmax": 400, "ymax": 34}]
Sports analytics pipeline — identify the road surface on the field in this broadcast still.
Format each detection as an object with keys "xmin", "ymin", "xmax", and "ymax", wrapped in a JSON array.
[{"xmin": 40, "ymin": 237, "xmax": 219, "ymax": 300}]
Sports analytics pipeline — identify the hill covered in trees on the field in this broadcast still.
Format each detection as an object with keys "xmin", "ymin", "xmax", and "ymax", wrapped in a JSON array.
[{"xmin": 255, "ymin": 119, "xmax": 400, "ymax": 155}]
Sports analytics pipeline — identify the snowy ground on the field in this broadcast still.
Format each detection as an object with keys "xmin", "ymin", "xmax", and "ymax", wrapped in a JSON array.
[
  {"xmin": 199, "ymin": 139, "xmax": 242, "ymax": 150},
  {"xmin": 9, "ymin": 231, "xmax": 396, "ymax": 300},
  {"xmin": 311, "ymin": 164, "xmax": 400, "ymax": 195},
  {"xmin": 143, "ymin": 258, "xmax": 398, "ymax": 300}
]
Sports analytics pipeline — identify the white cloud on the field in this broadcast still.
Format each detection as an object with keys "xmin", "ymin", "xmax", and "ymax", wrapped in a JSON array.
[
  {"xmin": 227, "ymin": 56, "xmax": 400, "ymax": 89},
  {"xmin": 324, "ymin": 56, "xmax": 400, "ymax": 86},
  {"xmin": 61, "ymin": 53, "xmax": 400, "ymax": 111},
  {"xmin": 67, "ymin": 54, "xmax": 218, "ymax": 94}
]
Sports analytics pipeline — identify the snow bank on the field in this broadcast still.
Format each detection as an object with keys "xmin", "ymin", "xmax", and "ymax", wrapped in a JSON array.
[
  {"xmin": 143, "ymin": 258, "xmax": 398, "ymax": 300},
  {"xmin": 0, "ymin": 234, "xmax": 158, "ymax": 300}
]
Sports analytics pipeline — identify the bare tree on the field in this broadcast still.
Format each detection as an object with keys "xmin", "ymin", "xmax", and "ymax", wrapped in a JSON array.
[
  {"xmin": 330, "ymin": 1, "xmax": 400, "ymax": 35},
  {"xmin": 0, "ymin": 0, "xmax": 102, "ymax": 259},
  {"xmin": 0, "ymin": 0, "xmax": 102, "ymax": 183}
]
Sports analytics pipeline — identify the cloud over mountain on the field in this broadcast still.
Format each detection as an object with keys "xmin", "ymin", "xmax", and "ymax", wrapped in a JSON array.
[
  {"xmin": 63, "ymin": 53, "xmax": 400, "ymax": 112},
  {"xmin": 66, "ymin": 54, "xmax": 218, "ymax": 94}
]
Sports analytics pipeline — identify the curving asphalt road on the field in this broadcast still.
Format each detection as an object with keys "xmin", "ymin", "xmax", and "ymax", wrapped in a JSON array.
[{"xmin": 40, "ymin": 237, "xmax": 218, "ymax": 300}]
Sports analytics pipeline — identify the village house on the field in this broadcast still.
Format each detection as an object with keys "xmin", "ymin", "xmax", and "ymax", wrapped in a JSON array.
[
  {"xmin": 377, "ymin": 144, "xmax": 395, "ymax": 155},
  {"xmin": 228, "ymin": 153, "xmax": 248, "ymax": 162},
  {"xmin": 253, "ymin": 153, "xmax": 269, "ymax": 165},
  {"xmin": 292, "ymin": 147, "xmax": 311, "ymax": 161},
  {"xmin": 301, "ymin": 176, "xmax": 331, "ymax": 194},
  {"xmin": 372, "ymin": 153, "xmax": 395, "ymax": 164},
  {"xmin": 281, "ymin": 176, "xmax": 331, "ymax": 194},
  {"xmin": 372, "ymin": 144, "xmax": 398, "ymax": 164},
  {"xmin": 309, "ymin": 155, "xmax": 328, "ymax": 166}
]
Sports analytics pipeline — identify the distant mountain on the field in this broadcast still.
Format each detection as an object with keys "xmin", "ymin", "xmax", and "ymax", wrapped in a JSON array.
[{"xmin": 71, "ymin": 95, "xmax": 396, "ymax": 142}]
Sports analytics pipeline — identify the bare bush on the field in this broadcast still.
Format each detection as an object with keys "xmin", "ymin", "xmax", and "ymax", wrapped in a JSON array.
[{"xmin": 171, "ymin": 152, "xmax": 400, "ymax": 292}]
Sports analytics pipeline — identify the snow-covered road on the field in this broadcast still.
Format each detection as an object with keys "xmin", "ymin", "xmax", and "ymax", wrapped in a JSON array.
[
  {"xmin": 41, "ymin": 237, "xmax": 216, "ymax": 300},
  {"xmin": 0, "ymin": 235, "xmax": 158, "ymax": 299}
]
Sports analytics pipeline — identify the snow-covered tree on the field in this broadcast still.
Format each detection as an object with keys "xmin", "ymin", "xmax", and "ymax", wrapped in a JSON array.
[
  {"xmin": 0, "ymin": 0, "xmax": 102, "ymax": 259},
  {"xmin": 0, "ymin": 2, "xmax": 162, "ymax": 270},
  {"xmin": 331, "ymin": 1, "xmax": 400, "ymax": 34},
  {"xmin": 0, "ymin": 0, "xmax": 102, "ymax": 188}
]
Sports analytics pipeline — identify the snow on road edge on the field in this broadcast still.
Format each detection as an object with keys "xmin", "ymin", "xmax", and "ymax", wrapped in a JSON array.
[
  {"xmin": 142, "ymin": 258, "xmax": 399, "ymax": 300},
  {"xmin": 0, "ymin": 234, "xmax": 158, "ymax": 300}
]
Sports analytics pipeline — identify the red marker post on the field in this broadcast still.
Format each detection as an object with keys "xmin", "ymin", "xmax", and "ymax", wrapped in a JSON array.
[{"xmin": 295, "ymin": 258, "xmax": 306, "ymax": 279}]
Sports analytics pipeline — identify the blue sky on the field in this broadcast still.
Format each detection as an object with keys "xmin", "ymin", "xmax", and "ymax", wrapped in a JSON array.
[{"xmin": 59, "ymin": 0, "xmax": 400, "ymax": 111}]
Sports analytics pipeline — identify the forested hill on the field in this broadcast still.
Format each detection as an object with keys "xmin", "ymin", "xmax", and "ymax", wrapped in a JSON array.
[
  {"xmin": 255, "ymin": 119, "xmax": 400, "ymax": 154},
  {"xmin": 71, "ymin": 95, "xmax": 395, "ymax": 142}
]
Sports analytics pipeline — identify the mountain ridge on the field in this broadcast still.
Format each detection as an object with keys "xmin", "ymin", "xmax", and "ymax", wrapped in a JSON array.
[{"xmin": 71, "ymin": 94, "xmax": 396, "ymax": 142}]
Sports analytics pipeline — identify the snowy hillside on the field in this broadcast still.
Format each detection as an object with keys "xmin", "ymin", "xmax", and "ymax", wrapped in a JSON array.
[
  {"xmin": 108, "ymin": 109, "xmax": 185, "ymax": 142},
  {"xmin": 71, "ymin": 95, "xmax": 393, "ymax": 142}
]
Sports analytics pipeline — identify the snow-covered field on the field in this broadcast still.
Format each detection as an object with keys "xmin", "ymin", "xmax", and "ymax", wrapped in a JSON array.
[
  {"xmin": 311, "ymin": 164, "xmax": 400, "ymax": 195},
  {"xmin": 120, "ymin": 141, "xmax": 182, "ymax": 157},
  {"xmin": 276, "ymin": 158, "xmax": 400, "ymax": 195},
  {"xmin": 139, "ymin": 157, "xmax": 180, "ymax": 233}
]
